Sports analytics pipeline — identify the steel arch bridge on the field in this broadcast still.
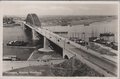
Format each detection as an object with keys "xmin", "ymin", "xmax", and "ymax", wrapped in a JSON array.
[{"xmin": 26, "ymin": 13, "xmax": 41, "ymax": 27}]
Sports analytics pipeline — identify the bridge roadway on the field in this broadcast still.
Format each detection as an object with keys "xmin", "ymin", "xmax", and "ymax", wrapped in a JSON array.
[{"xmin": 23, "ymin": 23, "xmax": 117, "ymax": 77}]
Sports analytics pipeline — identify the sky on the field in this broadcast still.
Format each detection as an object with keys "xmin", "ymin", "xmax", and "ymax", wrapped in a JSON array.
[
  {"xmin": 1, "ymin": 1, "xmax": 118, "ymax": 16},
  {"xmin": 1, "ymin": 0, "xmax": 119, "ymax": 1}
]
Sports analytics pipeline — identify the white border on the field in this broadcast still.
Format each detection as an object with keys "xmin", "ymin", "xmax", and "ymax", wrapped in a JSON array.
[
  {"xmin": 0, "ymin": 1, "xmax": 119, "ymax": 79},
  {"xmin": 0, "ymin": 1, "xmax": 119, "ymax": 5}
]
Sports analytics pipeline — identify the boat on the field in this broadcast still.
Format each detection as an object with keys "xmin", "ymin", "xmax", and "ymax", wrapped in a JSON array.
[
  {"xmin": 7, "ymin": 40, "xmax": 28, "ymax": 46},
  {"xmin": 3, "ymin": 55, "xmax": 20, "ymax": 61},
  {"xmin": 100, "ymin": 32, "xmax": 114, "ymax": 37}
]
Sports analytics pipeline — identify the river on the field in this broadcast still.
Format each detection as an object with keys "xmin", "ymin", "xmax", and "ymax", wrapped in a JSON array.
[
  {"xmin": 45, "ymin": 19, "xmax": 118, "ymax": 43},
  {"xmin": 3, "ymin": 25, "xmax": 34, "ymax": 60}
]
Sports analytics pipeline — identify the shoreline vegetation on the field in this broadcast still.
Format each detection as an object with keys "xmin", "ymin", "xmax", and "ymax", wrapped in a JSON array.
[{"xmin": 40, "ymin": 15, "xmax": 117, "ymax": 26}]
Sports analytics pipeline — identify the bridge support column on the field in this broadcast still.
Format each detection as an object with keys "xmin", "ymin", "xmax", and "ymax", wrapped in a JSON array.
[
  {"xmin": 43, "ymin": 37, "xmax": 49, "ymax": 49},
  {"xmin": 22, "ymin": 23, "xmax": 27, "ymax": 30},
  {"xmin": 38, "ymin": 37, "xmax": 53, "ymax": 53},
  {"xmin": 32, "ymin": 30, "xmax": 39, "ymax": 40}
]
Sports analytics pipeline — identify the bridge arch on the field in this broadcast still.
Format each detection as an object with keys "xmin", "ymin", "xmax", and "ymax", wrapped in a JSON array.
[
  {"xmin": 26, "ymin": 13, "xmax": 41, "ymax": 27},
  {"xmin": 25, "ymin": 14, "xmax": 42, "ymax": 40}
]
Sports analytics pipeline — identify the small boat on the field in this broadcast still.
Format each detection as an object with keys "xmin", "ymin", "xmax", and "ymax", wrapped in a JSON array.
[
  {"xmin": 7, "ymin": 40, "xmax": 28, "ymax": 46},
  {"xmin": 3, "ymin": 55, "xmax": 20, "ymax": 61},
  {"xmin": 100, "ymin": 32, "xmax": 114, "ymax": 37}
]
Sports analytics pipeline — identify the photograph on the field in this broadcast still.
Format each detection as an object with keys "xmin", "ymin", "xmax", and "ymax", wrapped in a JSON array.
[{"xmin": 1, "ymin": 1, "xmax": 119, "ymax": 77}]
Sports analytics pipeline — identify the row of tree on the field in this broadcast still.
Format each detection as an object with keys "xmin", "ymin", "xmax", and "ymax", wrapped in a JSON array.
[{"xmin": 3, "ymin": 17, "xmax": 15, "ymax": 24}]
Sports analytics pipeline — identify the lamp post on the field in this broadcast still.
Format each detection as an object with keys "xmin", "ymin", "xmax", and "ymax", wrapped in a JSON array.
[
  {"xmin": 82, "ymin": 32, "xmax": 85, "ymax": 41},
  {"xmin": 83, "ymin": 23, "xmax": 89, "ymax": 46}
]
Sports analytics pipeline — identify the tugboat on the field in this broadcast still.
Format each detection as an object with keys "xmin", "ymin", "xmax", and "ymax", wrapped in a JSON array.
[{"xmin": 7, "ymin": 40, "xmax": 28, "ymax": 46}]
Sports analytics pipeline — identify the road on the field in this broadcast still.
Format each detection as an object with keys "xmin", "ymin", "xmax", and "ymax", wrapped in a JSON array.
[{"xmin": 64, "ymin": 41, "xmax": 117, "ymax": 76}]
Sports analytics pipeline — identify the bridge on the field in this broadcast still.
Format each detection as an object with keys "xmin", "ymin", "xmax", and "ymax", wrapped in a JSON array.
[{"xmin": 3, "ymin": 14, "xmax": 117, "ymax": 77}]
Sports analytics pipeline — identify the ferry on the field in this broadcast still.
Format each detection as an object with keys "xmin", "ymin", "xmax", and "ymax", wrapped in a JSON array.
[{"xmin": 7, "ymin": 40, "xmax": 28, "ymax": 46}]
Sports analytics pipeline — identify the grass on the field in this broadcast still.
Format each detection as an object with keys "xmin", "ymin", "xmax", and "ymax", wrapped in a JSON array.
[{"xmin": 52, "ymin": 58, "xmax": 103, "ymax": 76}]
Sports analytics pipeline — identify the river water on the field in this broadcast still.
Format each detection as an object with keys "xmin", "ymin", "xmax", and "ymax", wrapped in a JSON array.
[
  {"xmin": 45, "ymin": 19, "xmax": 118, "ymax": 43},
  {"xmin": 3, "ymin": 25, "xmax": 34, "ymax": 60}
]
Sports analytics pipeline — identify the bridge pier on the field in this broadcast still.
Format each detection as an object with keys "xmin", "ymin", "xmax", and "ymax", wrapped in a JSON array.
[
  {"xmin": 32, "ymin": 30, "xmax": 39, "ymax": 40},
  {"xmin": 43, "ymin": 37, "xmax": 49, "ymax": 49},
  {"xmin": 38, "ymin": 37, "xmax": 53, "ymax": 53},
  {"xmin": 21, "ymin": 22, "xmax": 27, "ymax": 30},
  {"xmin": 23, "ymin": 24, "xmax": 39, "ymax": 41}
]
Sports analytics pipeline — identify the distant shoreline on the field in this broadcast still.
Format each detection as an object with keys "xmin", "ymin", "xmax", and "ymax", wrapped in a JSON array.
[{"xmin": 3, "ymin": 23, "xmax": 21, "ymax": 27}]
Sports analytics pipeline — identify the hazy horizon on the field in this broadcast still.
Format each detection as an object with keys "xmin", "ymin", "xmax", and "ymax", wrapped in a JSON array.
[{"xmin": 1, "ymin": 1, "xmax": 118, "ymax": 17}]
